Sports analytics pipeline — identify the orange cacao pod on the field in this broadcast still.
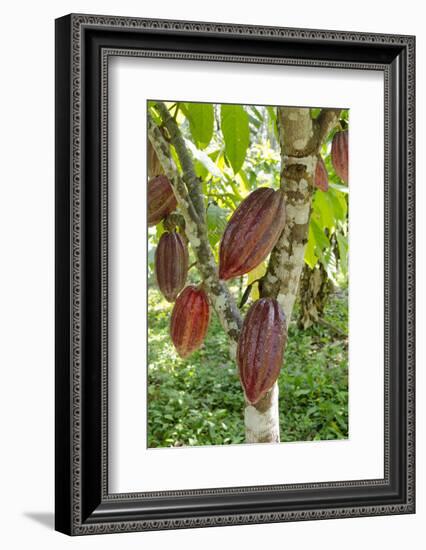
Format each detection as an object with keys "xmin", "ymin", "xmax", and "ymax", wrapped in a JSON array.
[
  {"xmin": 170, "ymin": 286, "xmax": 210, "ymax": 358},
  {"xmin": 331, "ymin": 130, "xmax": 349, "ymax": 183},
  {"xmin": 148, "ymin": 175, "xmax": 177, "ymax": 226},
  {"xmin": 219, "ymin": 188, "xmax": 286, "ymax": 280},
  {"xmin": 237, "ymin": 298, "xmax": 287, "ymax": 404},
  {"xmin": 314, "ymin": 155, "xmax": 329, "ymax": 192},
  {"xmin": 155, "ymin": 232, "xmax": 189, "ymax": 302}
]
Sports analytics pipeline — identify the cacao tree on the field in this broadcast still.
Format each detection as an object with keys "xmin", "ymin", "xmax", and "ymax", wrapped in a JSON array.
[{"xmin": 147, "ymin": 101, "xmax": 347, "ymax": 444}]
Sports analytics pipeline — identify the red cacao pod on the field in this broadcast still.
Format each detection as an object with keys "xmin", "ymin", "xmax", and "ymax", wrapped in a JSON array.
[
  {"xmin": 155, "ymin": 232, "xmax": 189, "ymax": 302},
  {"xmin": 331, "ymin": 130, "xmax": 349, "ymax": 183},
  {"xmin": 314, "ymin": 155, "xmax": 329, "ymax": 192},
  {"xmin": 237, "ymin": 298, "xmax": 287, "ymax": 404},
  {"xmin": 219, "ymin": 188, "xmax": 286, "ymax": 280},
  {"xmin": 148, "ymin": 175, "xmax": 177, "ymax": 226},
  {"xmin": 170, "ymin": 286, "xmax": 210, "ymax": 358}
]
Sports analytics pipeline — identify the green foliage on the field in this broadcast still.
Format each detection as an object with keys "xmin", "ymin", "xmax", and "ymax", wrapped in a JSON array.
[
  {"xmin": 148, "ymin": 102, "xmax": 349, "ymax": 289},
  {"xmin": 304, "ymin": 109, "xmax": 349, "ymax": 285},
  {"xmin": 206, "ymin": 202, "xmax": 229, "ymax": 248},
  {"xmin": 147, "ymin": 287, "xmax": 348, "ymax": 447},
  {"xmin": 147, "ymin": 287, "xmax": 245, "ymax": 447},
  {"xmin": 147, "ymin": 103, "xmax": 350, "ymax": 447},
  {"xmin": 266, "ymin": 106, "xmax": 279, "ymax": 140},
  {"xmin": 220, "ymin": 104, "xmax": 250, "ymax": 174},
  {"xmin": 181, "ymin": 102, "xmax": 214, "ymax": 150},
  {"xmin": 147, "ymin": 102, "xmax": 282, "ymax": 273}
]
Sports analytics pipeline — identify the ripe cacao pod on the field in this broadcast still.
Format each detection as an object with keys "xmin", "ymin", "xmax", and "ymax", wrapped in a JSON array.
[
  {"xmin": 219, "ymin": 188, "xmax": 286, "ymax": 280},
  {"xmin": 331, "ymin": 130, "xmax": 349, "ymax": 183},
  {"xmin": 314, "ymin": 155, "xmax": 328, "ymax": 191},
  {"xmin": 155, "ymin": 231, "xmax": 189, "ymax": 302},
  {"xmin": 237, "ymin": 298, "xmax": 287, "ymax": 404},
  {"xmin": 148, "ymin": 175, "xmax": 177, "ymax": 226},
  {"xmin": 170, "ymin": 286, "xmax": 210, "ymax": 358}
]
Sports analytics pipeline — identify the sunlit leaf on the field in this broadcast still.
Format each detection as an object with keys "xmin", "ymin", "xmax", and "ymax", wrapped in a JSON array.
[
  {"xmin": 334, "ymin": 189, "xmax": 348, "ymax": 219},
  {"xmin": 305, "ymin": 226, "xmax": 318, "ymax": 269},
  {"xmin": 220, "ymin": 104, "xmax": 250, "ymax": 174},
  {"xmin": 318, "ymin": 247, "xmax": 338, "ymax": 284},
  {"xmin": 182, "ymin": 103, "xmax": 214, "ymax": 149},
  {"xmin": 148, "ymin": 103, "xmax": 162, "ymax": 125},
  {"xmin": 329, "ymin": 182, "xmax": 349, "ymax": 193},
  {"xmin": 247, "ymin": 261, "xmax": 267, "ymax": 300},
  {"xmin": 311, "ymin": 217, "xmax": 330, "ymax": 251},
  {"xmin": 266, "ymin": 106, "xmax": 279, "ymax": 140},
  {"xmin": 194, "ymin": 160, "xmax": 208, "ymax": 179},
  {"xmin": 336, "ymin": 232, "xmax": 349, "ymax": 276},
  {"xmin": 313, "ymin": 190, "xmax": 335, "ymax": 230},
  {"xmin": 156, "ymin": 222, "xmax": 165, "ymax": 240},
  {"xmin": 247, "ymin": 261, "xmax": 267, "ymax": 285}
]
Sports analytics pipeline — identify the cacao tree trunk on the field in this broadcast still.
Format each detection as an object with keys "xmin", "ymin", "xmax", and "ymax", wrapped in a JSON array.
[
  {"xmin": 297, "ymin": 262, "xmax": 333, "ymax": 329},
  {"xmin": 245, "ymin": 107, "xmax": 341, "ymax": 444}
]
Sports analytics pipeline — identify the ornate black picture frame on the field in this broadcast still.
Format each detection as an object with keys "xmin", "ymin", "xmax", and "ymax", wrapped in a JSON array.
[{"xmin": 55, "ymin": 13, "xmax": 415, "ymax": 535}]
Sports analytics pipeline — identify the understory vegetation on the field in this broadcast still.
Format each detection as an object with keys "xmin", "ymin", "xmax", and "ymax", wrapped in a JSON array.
[{"xmin": 147, "ymin": 285, "xmax": 348, "ymax": 448}]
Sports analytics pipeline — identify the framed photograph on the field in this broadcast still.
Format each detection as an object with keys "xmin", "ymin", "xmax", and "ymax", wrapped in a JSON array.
[{"xmin": 55, "ymin": 14, "xmax": 415, "ymax": 535}]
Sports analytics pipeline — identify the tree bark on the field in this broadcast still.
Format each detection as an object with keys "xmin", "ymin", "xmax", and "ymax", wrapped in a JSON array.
[{"xmin": 297, "ymin": 262, "xmax": 333, "ymax": 329}]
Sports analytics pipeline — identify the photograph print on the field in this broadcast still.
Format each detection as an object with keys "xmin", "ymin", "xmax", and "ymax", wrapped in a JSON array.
[{"xmin": 147, "ymin": 101, "xmax": 349, "ymax": 448}]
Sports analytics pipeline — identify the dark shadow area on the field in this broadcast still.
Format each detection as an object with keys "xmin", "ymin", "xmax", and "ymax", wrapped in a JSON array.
[{"xmin": 24, "ymin": 512, "xmax": 54, "ymax": 530}]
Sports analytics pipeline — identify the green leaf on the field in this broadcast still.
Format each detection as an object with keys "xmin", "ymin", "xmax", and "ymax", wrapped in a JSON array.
[
  {"xmin": 313, "ymin": 190, "xmax": 335, "ymax": 231},
  {"xmin": 194, "ymin": 159, "xmax": 208, "ymax": 179},
  {"xmin": 311, "ymin": 217, "xmax": 330, "ymax": 251},
  {"xmin": 148, "ymin": 103, "xmax": 162, "ymax": 126},
  {"xmin": 329, "ymin": 182, "xmax": 349, "ymax": 194},
  {"xmin": 182, "ymin": 103, "xmax": 214, "ymax": 149},
  {"xmin": 220, "ymin": 104, "xmax": 250, "ymax": 174},
  {"xmin": 329, "ymin": 189, "xmax": 347, "ymax": 221},
  {"xmin": 206, "ymin": 203, "xmax": 229, "ymax": 247},
  {"xmin": 305, "ymin": 226, "xmax": 318, "ymax": 268},
  {"xmin": 332, "ymin": 189, "xmax": 348, "ymax": 220},
  {"xmin": 266, "ymin": 106, "xmax": 279, "ymax": 140},
  {"xmin": 250, "ymin": 105, "xmax": 264, "ymax": 122},
  {"xmin": 319, "ymin": 246, "xmax": 338, "ymax": 283},
  {"xmin": 336, "ymin": 232, "xmax": 349, "ymax": 276},
  {"xmin": 156, "ymin": 222, "xmax": 165, "ymax": 240}
]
